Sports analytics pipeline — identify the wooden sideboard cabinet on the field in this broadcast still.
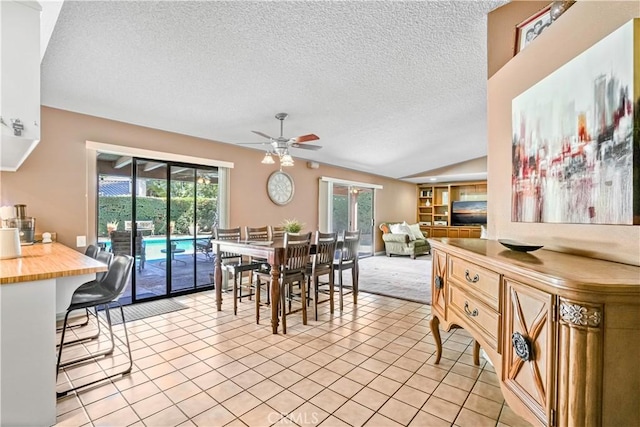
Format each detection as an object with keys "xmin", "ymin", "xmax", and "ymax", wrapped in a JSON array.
[{"xmin": 428, "ymin": 238, "xmax": 640, "ymax": 427}]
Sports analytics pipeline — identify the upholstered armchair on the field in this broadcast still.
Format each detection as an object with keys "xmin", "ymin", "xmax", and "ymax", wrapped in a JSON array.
[{"xmin": 379, "ymin": 222, "xmax": 430, "ymax": 259}]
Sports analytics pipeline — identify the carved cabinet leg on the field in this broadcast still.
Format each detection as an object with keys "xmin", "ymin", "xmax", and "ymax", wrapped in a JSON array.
[
  {"xmin": 472, "ymin": 340, "xmax": 480, "ymax": 366},
  {"xmin": 430, "ymin": 315, "xmax": 443, "ymax": 364}
]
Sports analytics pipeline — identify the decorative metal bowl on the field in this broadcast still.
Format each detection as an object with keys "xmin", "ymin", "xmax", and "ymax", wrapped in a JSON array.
[{"xmin": 498, "ymin": 239, "xmax": 543, "ymax": 253}]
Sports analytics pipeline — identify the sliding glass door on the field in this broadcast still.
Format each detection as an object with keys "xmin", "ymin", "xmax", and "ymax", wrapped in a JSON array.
[
  {"xmin": 330, "ymin": 184, "xmax": 375, "ymax": 257},
  {"xmin": 97, "ymin": 154, "xmax": 219, "ymax": 304},
  {"xmin": 135, "ymin": 160, "xmax": 169, "ymax": 301}
]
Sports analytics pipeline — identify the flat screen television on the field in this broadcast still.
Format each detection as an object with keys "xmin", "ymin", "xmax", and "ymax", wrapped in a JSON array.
[{"xmin": 451, "ymin": 200, "xmax": 487, "ymax": 226}]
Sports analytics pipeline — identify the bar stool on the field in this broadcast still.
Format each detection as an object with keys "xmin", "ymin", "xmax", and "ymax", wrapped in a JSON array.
[
  {"xmin": 56, "ymin": 255, "xmax": 134, "ymax": 397},
  {"xmin": 84, "ymin": 244, "xmax": 100, "ymax": 258},
  {"xmin": 62, "ymin": 248, "xmax": 113, "ymax": 331}
]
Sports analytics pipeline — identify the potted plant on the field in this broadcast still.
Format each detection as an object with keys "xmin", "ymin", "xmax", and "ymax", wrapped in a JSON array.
[
  {"xmin": 106, "ymin": 221, "xmax": 119, "ymax": 234},
  {"xmin": 282, "ymin": 218, "xmax": 304, "ymax": 234},
  {"xmin": 188, "ymin": 223, "xmax": 199, "ymax": 235}
]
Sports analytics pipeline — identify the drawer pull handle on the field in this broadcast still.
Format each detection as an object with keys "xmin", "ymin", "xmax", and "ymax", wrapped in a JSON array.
[
  {"xmin": 435, "ymin": 276, "xmax": 444, "ymax": 290},
  {"xmin": 512, "ymin": 332, "xmax": 534, "ymax": 361},
  {"xmin": 464, "ymin": 301, "xmax": 478, "ymax": 317},
  {"xmin": 465, "ymin": 270, "xmax": 480, "ymax": 283}
]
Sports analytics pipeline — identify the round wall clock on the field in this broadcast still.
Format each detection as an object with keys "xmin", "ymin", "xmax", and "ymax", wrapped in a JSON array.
[{"xmin": 267, "ymin": 171, "xmax": 295, "ymax": 205}]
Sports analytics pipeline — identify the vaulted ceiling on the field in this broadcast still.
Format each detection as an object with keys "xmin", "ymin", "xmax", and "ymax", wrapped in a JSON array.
[{"xmin": 41, "ymin": 1, "xmax": 505, "ymax": 182}]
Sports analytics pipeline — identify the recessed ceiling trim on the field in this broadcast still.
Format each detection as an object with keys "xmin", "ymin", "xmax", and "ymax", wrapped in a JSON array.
[{"xmin": 86, "ymin": 140, "xmax": 234, "ymax": 169}]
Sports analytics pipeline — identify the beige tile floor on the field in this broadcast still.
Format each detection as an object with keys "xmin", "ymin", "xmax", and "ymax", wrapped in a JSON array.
[{"xmin": 55, "ymin": 290, "xmax": 531, "ymax": 427}]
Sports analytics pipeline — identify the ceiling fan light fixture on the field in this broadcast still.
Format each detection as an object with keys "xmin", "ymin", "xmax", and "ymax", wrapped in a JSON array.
[
  {"xmin": 261, "ymin": 152, "xmax": 276, "ymax": 164},
  {"xmin": 280, "ymin": 153, "xmax": 294, "ymax": 167},
  {"xmin": 245, "ymin": 113, "xmax": 320, "ymax": 167}
]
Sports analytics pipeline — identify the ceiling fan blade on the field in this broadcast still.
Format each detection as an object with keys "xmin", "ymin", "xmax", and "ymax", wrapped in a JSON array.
[
  {"xmin": 292, "ymin": 134, "xmax": 319, "ymax": 143},
  {"xmin": 252, "ymin": 130, "xmax": 273, "ymax": 139},
  {"xmin": 291, "ymin": 143, "xmax": 322, "ymax": 151},
  {"xmin": 237, "ymin": 142, "xmax": 268, "ymax": 145}
]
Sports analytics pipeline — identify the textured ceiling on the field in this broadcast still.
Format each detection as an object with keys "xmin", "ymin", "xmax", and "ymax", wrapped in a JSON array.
[{"xmin": 41, "ymin": 0, "xmax": 505, "ymax": 181}]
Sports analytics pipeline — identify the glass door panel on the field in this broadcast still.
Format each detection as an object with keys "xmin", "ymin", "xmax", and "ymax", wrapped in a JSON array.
[
  {"xmin": 169, "ymin": 166, "xmax": 196, "ymax": 294},
  {"xmin": 329, "ymin": 183, "xmax": 374, "ymax": 257},
  {"xmin": 195, "ymin": 169, "xmax": 218, "ymax": 288},
  {"xmin": 135, "ymin": 160, "xmax": 168, "ymax": 301},
  {"xmin": 355, "ymin": 187, "xmax": 374, "ymax": 257},
  {"xmin": 331, "ymin": 184, "xmax": 349, "ymax": 234},
  {"xmin": 97, "ymin": 156, "xmax": 134, "ymax": 303}
]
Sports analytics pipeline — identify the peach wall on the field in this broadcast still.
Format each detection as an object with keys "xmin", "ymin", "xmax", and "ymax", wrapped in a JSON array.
[
  {"xmin": 0, "ymin": 107, "xmax": 417, "ymax": 252},
  {"xmin": 487, "ymin": 1, "xmax": 640, "ymax": 265},
  {"xmin": 487, "ymin": 0, "xmax": 551, "ymax": 78}
]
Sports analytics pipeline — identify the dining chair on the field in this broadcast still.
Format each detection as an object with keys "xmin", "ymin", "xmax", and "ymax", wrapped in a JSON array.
[
  {"xmin": 334, "ymin": 230, "xmax": 361, "ymax": 311},
  {"xmin": 56, "ymin": 255, "xmax": 134, "ymax": 397},
  {"xmin": 270, "ymin": 226, "xmax": 285, "ymax": 240},
  {"xmin": 306, "ymin": 231, "xmax": 337, "ymax": 321},
  {"xmin": 214, "ymin": 227, "xmax": 262, "ymax": 315},
  {"xmin": 245, "ymin": 226, "xmax": 269, "ymax": 241},
  {"xmin": 254, "ymin": 232, "xmax": 312, "ymax": 333},
  {"xmin": 244, "ymin": 226, "xmax": 270, "ymax": 291}
]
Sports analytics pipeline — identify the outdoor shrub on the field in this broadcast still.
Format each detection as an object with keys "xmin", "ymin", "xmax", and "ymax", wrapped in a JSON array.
[{"xmin": 98, "ymin": 196, "xmax": 217, "ymax": 236}]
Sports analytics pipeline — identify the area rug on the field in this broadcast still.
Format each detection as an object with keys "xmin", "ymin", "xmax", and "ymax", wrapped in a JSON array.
[
  {"xmin": 341, "ymin": 254, "xmax": 432, "ymax": 304},
  {"xmin": 100, "ymin": 298, "xmax": 187, "ymax": 325}
]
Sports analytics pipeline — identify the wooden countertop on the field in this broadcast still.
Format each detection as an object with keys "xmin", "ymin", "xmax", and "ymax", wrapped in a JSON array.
[
  {"xmin": 0, "ymin": 243, "xmax": 107, "ymax": 285},
  {"xmin": 429, "ymin": 238, "xmax": 640, "ymax": 295}
]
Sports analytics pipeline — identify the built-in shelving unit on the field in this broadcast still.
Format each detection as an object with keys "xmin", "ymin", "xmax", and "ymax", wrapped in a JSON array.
[{"xmin": 417, "ymin": 181, "xmax": 487, "ymax": 238}]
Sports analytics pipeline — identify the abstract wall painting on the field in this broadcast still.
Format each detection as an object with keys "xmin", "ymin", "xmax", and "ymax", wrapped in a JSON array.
[{"xmin": 511, "ymin": 19, "xmax": 638, "ymax": 225}]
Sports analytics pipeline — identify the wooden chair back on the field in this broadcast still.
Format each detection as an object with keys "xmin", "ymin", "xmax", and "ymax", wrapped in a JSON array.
[
  {"xmin": 214, "ymin": 227, "xmax": 242, "ymax": 261},
  {"xmin": 284, "ymin": 232, "xmax": 312, "ymax": 273},
  {"xmin": 245, "ymin": 226, "xmax": 269, "ymax": 241},
  {"xmin": 338, "ymin": 230, "xmax": 361, "ymax": 263},
  {"xmin": 270, "ymin": 226, "xmax": 285, "ymax": 240},
  {"xmin": 314, "ymin": 231, "xmax": 337, "ymax": 268}
]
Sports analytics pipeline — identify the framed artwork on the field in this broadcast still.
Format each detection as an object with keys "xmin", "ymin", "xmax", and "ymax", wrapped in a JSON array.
[
  {"xmin": 514, "ymin": 5, "xmax": 552, "ymax": 54},
  {"xmin": 511, "ymin": 19, "xmax": 638, "ymax": 225}
]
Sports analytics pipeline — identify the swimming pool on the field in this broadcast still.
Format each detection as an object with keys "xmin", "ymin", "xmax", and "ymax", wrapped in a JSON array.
[{"xmin": 102, "ymin": 236, "xmax": 208, "ymax": 261}]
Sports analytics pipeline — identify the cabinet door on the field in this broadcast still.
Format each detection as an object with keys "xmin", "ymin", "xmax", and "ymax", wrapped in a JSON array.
[
  {"xmin": 447, "ymin": 228, "xmax": 460, "ymax": 238},
  {"xmin": 503, "ymin": 278, "xmax": 555, "ymax": 426},
  {"xmin": 431, "ymin": 227, "xmax": 448, "ymax": 238},
  {"xmin": 469, "ymin": 228, "xmax": 481, "ymax": 238},
  {"xmin": 457, "ymin": 228, "xmax": 471, "ymax": 238},
  {"xmin": 431, "ymin": 249, "xmax": 447, "ymax": 318}
]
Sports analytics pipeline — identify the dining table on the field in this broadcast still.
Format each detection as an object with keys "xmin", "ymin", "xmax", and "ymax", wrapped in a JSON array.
[
  {"xmin": 212, "ymin": 238, "xmax": 286, "ymax": 334},
  {"xmin": 211, "ymin": 237, "xmax": 354, "ymax": 334}
]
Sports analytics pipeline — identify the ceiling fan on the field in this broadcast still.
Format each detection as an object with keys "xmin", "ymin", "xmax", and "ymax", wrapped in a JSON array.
[{"xmin": 241, "ymin": 113, "xmax": 322, "ymax": 158}]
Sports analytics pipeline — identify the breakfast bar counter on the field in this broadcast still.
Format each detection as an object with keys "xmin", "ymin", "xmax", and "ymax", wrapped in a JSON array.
[
  {"xmin": 0, "ymin": 243, "xmax": 107, "ymax": 426},
  {"xmin": 0, "ymin": 242, "xmax": 106, "ymax": 284}
]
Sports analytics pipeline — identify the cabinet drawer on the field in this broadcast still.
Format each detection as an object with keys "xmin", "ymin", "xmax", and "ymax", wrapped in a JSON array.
[
  {"xmin": 448, "ymin": 283, "xmax": 500, "ymax": 351},
  {"xmin": 449, "ymin": 256, "xmax": 500, "ymax": 310}
]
